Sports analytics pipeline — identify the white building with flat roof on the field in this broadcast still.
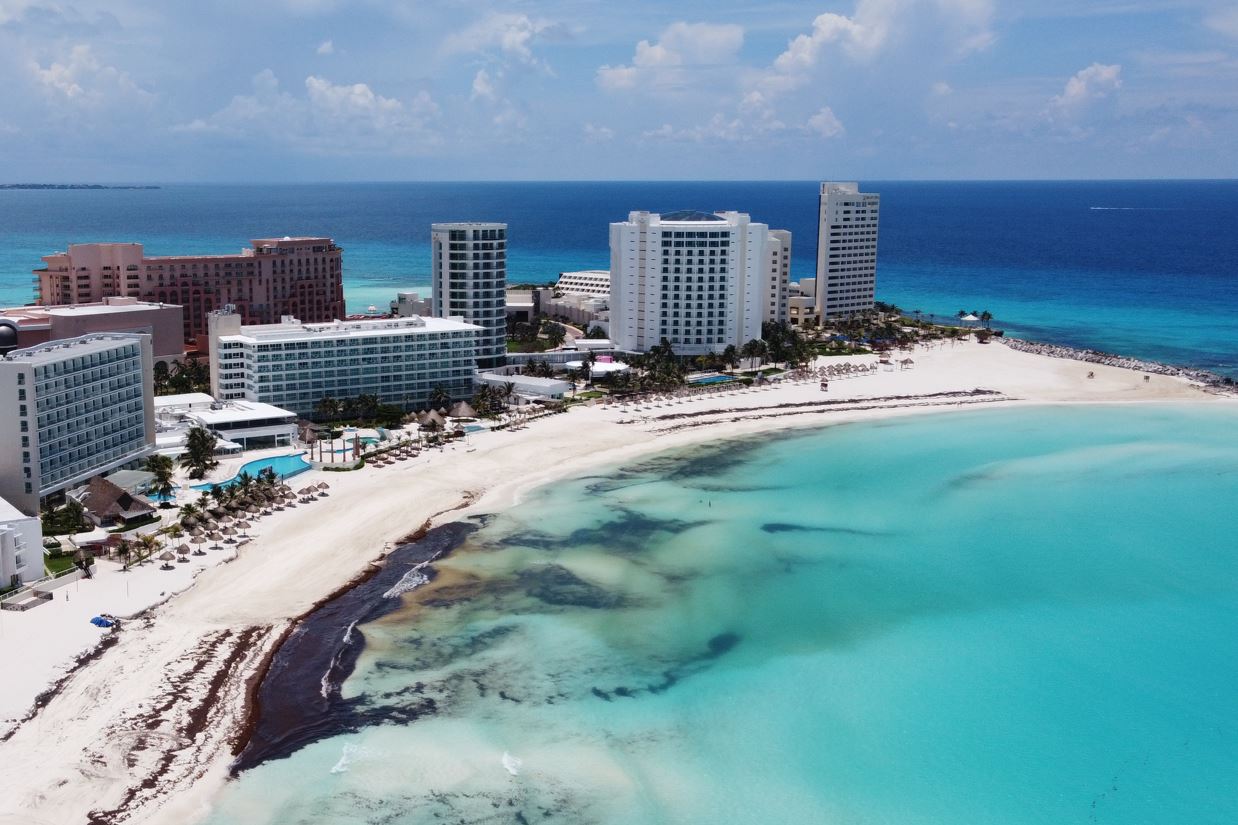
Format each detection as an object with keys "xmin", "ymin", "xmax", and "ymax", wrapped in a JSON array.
[
  {"xmin": 609, "ymin": 210, "xmax": 789, "ymax": 355},
  {"xmin": 556, "ymin": 270, "xmax": 611, "ymax": 298},
  {"xmin": 816, "ymin": 182, "xmax": 880, "ymax": 318},
  {"xmin": 431, "ymin": 223, "xmax": 507, "ymax": 369},
  {"xmin": 0, "ymin": 333, "xmax": 155, "ymax": 515},
  {"xmin": 0, "ymin": 497, "xmax": 40, "ymax": 587},
  {"xmin": 207, "ymin": 312, "xmax": 480, "ymax": 417}
]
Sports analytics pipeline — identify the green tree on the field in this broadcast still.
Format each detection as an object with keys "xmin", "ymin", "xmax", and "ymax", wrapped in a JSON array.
[
  {"xmin": 314, "ymin": 395, "xmax": 342, "ymax": 422},
  {"xmin": 541, "ymin": 320, "xmax": 566, "ymax": 348},
  {"xmin": 429, "ymin": 385, "xmax": 451, "ymax": 410},
  {"xmin": 144, "ymin": 454, "xmax": 176, "ymax": 507},
  {"xmin": 180, "ymin": 426, "xmax": 219, "ymax": 480},
  {"xmin": 980, "ymin": 310, "xmax": 993, "ymax": 329}
]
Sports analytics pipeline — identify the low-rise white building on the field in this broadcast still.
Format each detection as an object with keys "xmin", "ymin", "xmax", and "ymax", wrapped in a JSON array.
[
  {"xmin": 207, "ymin": 311, "xmax": 481, "ymax": 417},
  {"xmin": 478, "ymin": 373, "xmax": 572, "ymax": 400},
  {"xmin": 0, "ymin": 333, "xmax": 155, "ymax": 515},
  {"xmin": 556, "ymin": 270, "xmax": 611, "ymax": 298},
  {"xmin": 0, "ymin": 497, "xmax": 40, "ymax": 587}
]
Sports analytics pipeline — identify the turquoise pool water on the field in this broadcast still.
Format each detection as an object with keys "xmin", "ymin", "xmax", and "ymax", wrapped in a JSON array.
[
  {"xmin": 201, "ymin": 405, "xmax": 1238, "ymax": 825},
  {"xmin": 191, "ymin": 452, "xmax": 312, "ymax": 491},
  {"xmin": 687, "ymin": 374, "xmax": 734, "ymax": 385}
]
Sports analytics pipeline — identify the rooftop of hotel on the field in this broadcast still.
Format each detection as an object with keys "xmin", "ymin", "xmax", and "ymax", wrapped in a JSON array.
[
  {"xmin": 1, "ymin": 298, "xmax": 180, "ymax": 327},
  {"xmin": 1, "ymin": 332, "xmax": 146, "ymax": 364},
  {"xmin": 187, "ymin": 400, "xmax": 297, "ymax": 426},
  {"xmin": 217, "ymin": 314, "xmax": 481, "ymax": 343},
  {"xmin": 153, "ymin": 392, "xmax": 216, "ymax": 409},
  {"xmin": 0, "ymin": 496, "xmax": 29, "ymax": 523}
]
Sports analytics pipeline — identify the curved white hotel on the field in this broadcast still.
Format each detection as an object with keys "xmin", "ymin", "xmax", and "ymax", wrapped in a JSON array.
[
  {"xmin": 609, "ymin": 210, "xmax": 789, "ymax": 355},
  {"xmin": 207, "ymin": 312, "xmax": 480, "ymax": 416}
]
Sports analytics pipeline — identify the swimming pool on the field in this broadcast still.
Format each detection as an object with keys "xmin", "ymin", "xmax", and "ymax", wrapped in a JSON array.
[
  {"xmin": 688, "ymin": 374, "xmax": 735, "ymax": 386},
  {"xmin": 191, "ymin": 452, "xmax": 313, "ymax": 491}
]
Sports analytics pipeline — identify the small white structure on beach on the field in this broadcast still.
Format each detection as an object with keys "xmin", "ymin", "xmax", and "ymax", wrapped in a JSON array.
[
  {"xmin": 0, "ymin": 496, "xmax": 40, "ymax": 587},
  {"xmin": 478, "ymin": 373, "xmax": 571, "ymax": 400}
]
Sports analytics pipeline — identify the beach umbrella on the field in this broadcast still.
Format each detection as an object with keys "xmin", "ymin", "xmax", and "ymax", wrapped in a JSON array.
[
  {"xmin": 448, "ymin": 400, "xmax": 478, "ymax": 418},
  {"xmin": 175, "ymin": 543, "xmax": 191, "ymax": 562},
  {"xmin": 317, "ymin": 482, "xmax": 329, "ymax": 491},
  {"xmin": 236, "ymin": 520, "xmax": 252, "ymax": 538},
  {"xmin": 158, "ymin": 550, "xmax": 176, "ymax": 570},
  {"xmin": 181, "ymin": 515, "xmax": 198, "ymax": 528},
  {"xmin": 209, "ymin": 531, "xmax": 224, "ymax": 550},
  {"xmin": 189, "ymin": 526, "xmax": 204, "ymax": 537},
  {"xmin": 222, "ymin": 526, "xmax": 238, "ymax": 543}
]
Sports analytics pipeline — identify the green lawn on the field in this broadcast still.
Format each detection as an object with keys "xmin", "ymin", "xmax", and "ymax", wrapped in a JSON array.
[{"xmin": 44, "ymin": 554, "xmax": 77, "ymax": 576}]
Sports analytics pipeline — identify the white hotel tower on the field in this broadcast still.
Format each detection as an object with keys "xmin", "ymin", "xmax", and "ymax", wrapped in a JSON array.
[
  {"xmin": 815, "ymin": 182, "xmax": 880, "ymax": 318},
  {"xmin": 609, "ymin": 210, "xmax": 790, "ymax": 355},
  {"xmin": 430, "ymin": 223, "xmax": 507, "ymax": 369},
  {"xmin": 0, "ymin": 333, "xmax": 155, "ymax": 515}
]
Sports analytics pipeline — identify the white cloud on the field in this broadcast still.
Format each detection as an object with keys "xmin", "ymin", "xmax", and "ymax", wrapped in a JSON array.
[
  {"xmin": 179, "ymin": 69, "xmax": 440, "ymax": 154},
  {"xmin": 316, "ymin": 39, "xmax": 334, "ymax": 55},
  {"xmin": 471, "ymin": 68, "xmax": 497, "ymax": 102},
  {"xmin": 29, "ymin": 44, "xmax": 152, "ymax": 106},
  {"xmin": 583, "ymin": 122, "xmax": 614, "ymax": 142},
  {"xmin": 442, "ymin": 12, "xmax": 560, "ymax": 70},
  {"xmin": 598, "ymin": 22, "xmax": 744, "ymax": 91},
  {"xmin": 1206, "ymin": 6, "xmax": 1238, "ymax": 39},
  {"xmin": 1052, "ymin": 63, "xmax": 1122, "ymax": 109},
  {"xmin": 807, "ymin": 106, "xmax": 845, "ymax": 138},
  {"xmin": 931, "ymin": 81, "xmax": 953, "ymax": 96}
]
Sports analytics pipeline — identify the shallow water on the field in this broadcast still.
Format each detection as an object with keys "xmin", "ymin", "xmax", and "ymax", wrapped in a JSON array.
[{"xmin": 205, "ymin": 404, "xmax": 1238, "ymax": 825}]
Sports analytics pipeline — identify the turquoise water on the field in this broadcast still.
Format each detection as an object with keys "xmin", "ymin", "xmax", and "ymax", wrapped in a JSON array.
[
  {"xmin": 687, "ymin": 374, "xmax": 735, "ymax": 385},
  {"xmin": 203, "ymin": 404, "xmax": 1238, "ymax": 824},
  {"xmin": 191, "ymin": 452, "xmax": 311, "ymax": 491}
]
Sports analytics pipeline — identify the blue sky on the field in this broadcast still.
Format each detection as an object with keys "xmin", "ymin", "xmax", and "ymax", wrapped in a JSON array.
[{"xmin": 1, "ymin": 0, "xmax": 1236, "ymax": 181}]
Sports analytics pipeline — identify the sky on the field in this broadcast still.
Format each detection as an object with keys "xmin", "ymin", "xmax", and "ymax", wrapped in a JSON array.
[{"xmin": 1, "ymin": 0, "xmax": 1237, "ymax": 181}]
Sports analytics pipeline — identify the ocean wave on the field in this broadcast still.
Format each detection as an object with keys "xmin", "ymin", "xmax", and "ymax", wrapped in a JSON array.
[
  {"xmin": 383, "ymin": 563, "xmax": 431, "ymax": 599},
  {"xmin": 330, "ymin": 743, "xmax": 363, "ymax": 774},
  {"xmin": 502, "ymin": 751, "xmax": 522, "ymax": 776}
]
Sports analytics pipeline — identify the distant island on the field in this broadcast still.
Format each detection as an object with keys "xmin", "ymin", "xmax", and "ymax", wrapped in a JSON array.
[{"xmin": 0, "ymin": 183, "xmax": 160, "ymax": 190}]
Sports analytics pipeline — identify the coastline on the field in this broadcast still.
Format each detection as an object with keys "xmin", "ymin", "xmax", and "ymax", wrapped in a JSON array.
[{"xmin": 0, "ymin": 339, "xmax": 1233, "ymax": 825}]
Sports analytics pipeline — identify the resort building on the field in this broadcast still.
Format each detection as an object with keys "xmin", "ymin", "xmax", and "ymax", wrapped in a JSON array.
[
  {"xmin": 430, "ymin": 223, "xmax": 507, "ymax": 369},
  {"xmin": 207, "ymin": 311, "xmax": 481, "ymax": 417},
  {"xmin": 154, "ymin": 393, "xmax": 297, "ymax": 452},
  {"xmin": 0, "ymin": 297, "xmax": 185, "ymax": 363},
  {"xmin": 35, "ymin": 237, "xmax": 345, "ymax": 343},
  {"xmin": 0, "ymin": 333, "xmax": 155, "ymax": 516},
  {"xmin": 816, "ymin": 182, "xmax": 880, "ymax": 318},
  {"xmin": 764, "ymin": 230, "xmax": 792, "ymax": 324},
  {"xmin": 390, "ymin": 291, "xmax": 433, "ymax": 318},
  {"xmin": 609, "ymin": 210, "xmax": 789, "ymax": 355},
  {"xmin": 556, "ymin": 270, "xmax": 611, "ymax": 298},
  {"xmin": 0, "ymin": 497, "xmax": 39, "ymax": 587}
]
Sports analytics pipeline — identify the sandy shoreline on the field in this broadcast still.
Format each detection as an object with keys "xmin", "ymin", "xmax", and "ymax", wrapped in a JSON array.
[{"xmin": 0, "ymin": 339, "xmax": 1231, "ymax": 825}]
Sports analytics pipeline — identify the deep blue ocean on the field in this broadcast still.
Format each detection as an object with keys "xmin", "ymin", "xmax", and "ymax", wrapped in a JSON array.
[{"xmin": 1, "ymin": 181, "xmax": 1235, "ymax": 376}]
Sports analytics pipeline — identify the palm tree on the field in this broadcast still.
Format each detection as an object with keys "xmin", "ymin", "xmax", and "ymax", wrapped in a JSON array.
[
  {"xmin": 135, "ymin": 532, "xmax": 162, "ymax": 566},
  {"xmin": 181, "ymin": 426, "xmax": 219, "ymax": 480},
  {"xmin": 144, "ymin": 454, "xmax": 176, "ymax": 507},
  {"xmin": 980, "ymin": 310, "xmax": 993, "ymax": 329},
  {"xmin": 429, "ymin": 385, "xmax": 451, "ymax": 410},
  {"xmin": 314, "ymin": 395, "xmax": 342, "ymax": 423}
]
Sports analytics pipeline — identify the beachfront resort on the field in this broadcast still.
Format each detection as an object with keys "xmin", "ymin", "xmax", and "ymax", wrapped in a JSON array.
[{"xmin": 0, "ymin": 181, "xmax": 1234, "ymax": 825}]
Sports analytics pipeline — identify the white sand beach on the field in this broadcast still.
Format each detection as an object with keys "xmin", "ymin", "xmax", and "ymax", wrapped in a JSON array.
[{"xmin": 0, "ymin": 339, "xmax": 1228, "ymax": 825}]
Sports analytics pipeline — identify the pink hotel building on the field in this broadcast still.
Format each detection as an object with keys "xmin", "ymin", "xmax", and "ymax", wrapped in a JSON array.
[{"xmin": 35, "ymin": 237, "xmax": 345, "ymax": 344}]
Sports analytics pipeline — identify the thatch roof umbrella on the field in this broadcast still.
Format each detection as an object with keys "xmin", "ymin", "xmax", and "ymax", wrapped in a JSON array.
[
  {"xmin": 236, "ymin": 520, "xmax": 252, "ymax": 539},
  {"xmin": 189, "ymin": 525, "xmax": 205, "ymax": 537},
  {"xmin": 158, "ymin": 550, "xmax": 176, "ymax": 570},
  {"xmin": 246, "ymin": 504, "xmax": 259, "ymax": 515},
  {"xmin": 208, "ymin": 531, "xmax": 224, "ymax": 550},
  {"xmin": 175, "ymin": 543, "xmax": 191, "ymax": 563},
  {"xmin": 181, "ymin": 515, "xmax": 199, "ymax": 529},
  {"xmin": 222, "ymin": 526, "xmax": 239, "ymax": 544},
  {"xmin": 448, "ymin": 400, "xmax": 478, "ymax": 418}
]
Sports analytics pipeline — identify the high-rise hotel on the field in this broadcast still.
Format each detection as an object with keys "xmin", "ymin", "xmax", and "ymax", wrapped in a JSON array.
[
  {"xmin": 609, "ymin": 210, "xmax": 791, "ymax": 355},
  {"xmin": 815, "ymin": 182, "xmax": 880, "ymax": 318},
  {"xmin": 430, "ymin": 223, "xmax": 507, "ymax": 369},
  {"xmin": 36, "ymin": 237, "xmax": 345, "ymax": 343},
  {"xmin": 0, "ymin": 333, "xmax": 155, "ymax": 515}
]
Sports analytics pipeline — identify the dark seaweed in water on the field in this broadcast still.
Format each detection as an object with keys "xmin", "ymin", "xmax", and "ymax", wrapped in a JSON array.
[
  {"xmin": 517, "ymin": 564, "xmax": 627, "ymax": 609},
  {"xmin": 231, "ymin": 521, "xmax": 478, "ymax": 773}
]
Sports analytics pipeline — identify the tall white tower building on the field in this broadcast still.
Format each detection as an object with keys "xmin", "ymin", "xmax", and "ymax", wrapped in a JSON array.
[
  {"xmin": 815, "ymin": 182, "xmax": 880, "ymax": 318},
  {"xmin": 609, "ymin": 210, "xmax": 788, "ymax": 355},
  {"xmin": 430, "ymin": 222, "xmax": 507, "ymax": 369},
  {"xmin": 763, "ymin": 229, "xmax": 792, "ymax": 324}
]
